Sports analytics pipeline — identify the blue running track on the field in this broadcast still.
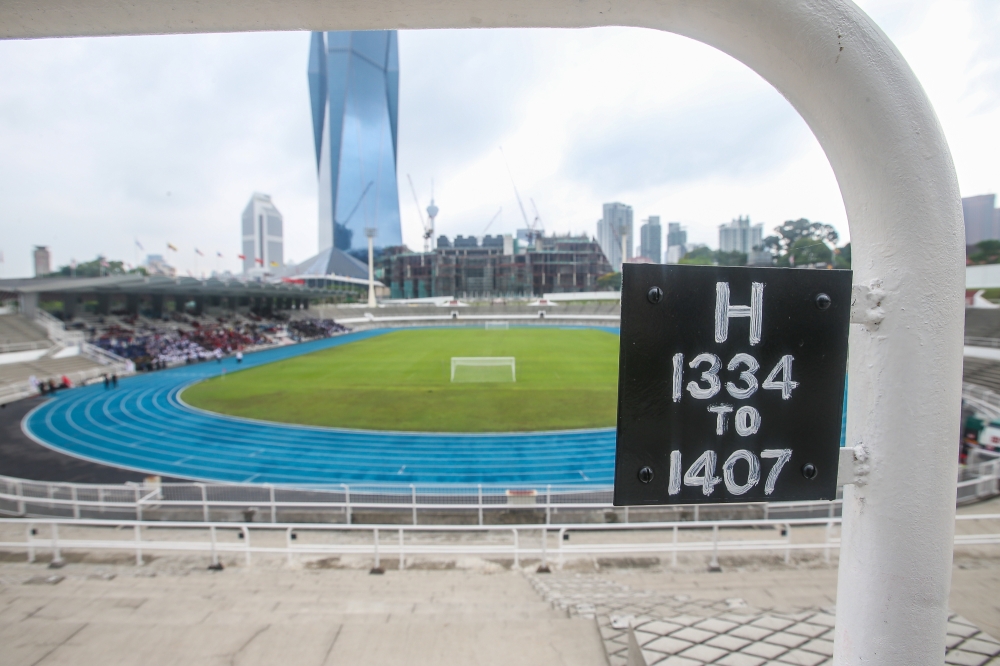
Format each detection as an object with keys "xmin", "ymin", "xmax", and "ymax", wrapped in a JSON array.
[{"xmin": 22, "ymin": 328, "xmax": 618, "ymax": 487}]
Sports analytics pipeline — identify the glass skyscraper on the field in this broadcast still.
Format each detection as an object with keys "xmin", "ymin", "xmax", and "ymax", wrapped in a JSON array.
[{"xmin": 309, "ymin": 31, "xmax": 402, "ymax": 255}]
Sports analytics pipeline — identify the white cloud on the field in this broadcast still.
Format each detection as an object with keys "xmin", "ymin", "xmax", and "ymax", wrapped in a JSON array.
[{"xmin": 0, "ymin": 1, "xmax": 997, "ymax": 277}]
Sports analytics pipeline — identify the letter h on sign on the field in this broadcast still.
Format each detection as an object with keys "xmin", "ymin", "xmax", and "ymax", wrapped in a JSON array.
[{"xmin": 716, "ymin": 282, "xmax": 763, "ymax": 345}]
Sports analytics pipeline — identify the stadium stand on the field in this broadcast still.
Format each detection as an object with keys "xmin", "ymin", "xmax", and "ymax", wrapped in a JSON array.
[
  {"xmin": 79, "ymin": 313, "xmax": 348, "ymax": 370},
  {"xmin": 1, "ymin": 314, "xmax": 106, "ymax": 400},
  {"xmin": 0, "ymin": 314, "xmax": 50, "ymax": 352},
  {"xmin": 966, "ymin": 309, "xmax": 1000, "ymax": 340},
  {"xmin": 964, "ymin": 310, "xmax": 1000, "ymax": 392}
]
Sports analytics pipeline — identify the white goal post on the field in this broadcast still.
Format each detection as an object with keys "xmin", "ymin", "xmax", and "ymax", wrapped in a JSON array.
[
  {"xmin": 450, "ymin": 357, "xmax": 516, "ymax": 382},
  {"xmin": 484, "ymin": 321, "xmax": 509, "ymax": 330}
]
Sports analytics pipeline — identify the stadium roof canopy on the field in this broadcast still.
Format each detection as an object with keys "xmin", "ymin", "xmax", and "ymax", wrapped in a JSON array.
[
  {"xmin": 0, "ymin": 275, "xmax": 336, "ymax": 299},
  {"xmin": 277, "ymin": 247, "xmax": 369, "ymax": 281}
]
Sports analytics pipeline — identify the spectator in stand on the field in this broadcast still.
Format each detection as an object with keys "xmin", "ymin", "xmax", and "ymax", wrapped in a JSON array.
[{"xmin": 87, "ymin": 315, "xmax": 349, "ymax": 370}]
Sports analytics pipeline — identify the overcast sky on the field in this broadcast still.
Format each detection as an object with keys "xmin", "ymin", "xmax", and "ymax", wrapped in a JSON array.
[{"xmin": 0, "ymin": 0, "xmax": 998, "ymax": 278}]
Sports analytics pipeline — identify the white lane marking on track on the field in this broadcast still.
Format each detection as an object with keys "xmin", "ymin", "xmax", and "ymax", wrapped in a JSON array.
[{"xmin": 26, "ymin": 329, "xmax": 618, "ymax": 483}]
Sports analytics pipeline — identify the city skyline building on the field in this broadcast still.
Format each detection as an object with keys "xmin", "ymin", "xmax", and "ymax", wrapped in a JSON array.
[
  {"xmin": 383, "ymin": 233, "xmax": 611, "ymax": 298},
  {"xmin": 665, "ymin": 222, "xmax": 688, "ymax": 264},
  {"xmin": 597, "ymin": 202, "xmax": 633, "ymax": 270},
  {"xmin": 963, "ymin": 194, "xmax": 1000, "ymax": 246},
  {"xmin": 144, "ymin": 254, "xmax": 176, "ymax": 277},
  {"xmin": 719, "ymin": 215, "xmax": 764, "ymax": 255},
  {"xmin": 309, "ymin": 30, "xmax": 402, "ymax": 257},
  {"xmin": 241, "ymin": 193, "xmax": 284, "ymax": 274},
  {"xmin": 639, "ymin": 216, "xmax": 662, "ymax": 263},
  {"xmin": 33, "ymin": 246, "xmax": 50, "ymax": 277}
]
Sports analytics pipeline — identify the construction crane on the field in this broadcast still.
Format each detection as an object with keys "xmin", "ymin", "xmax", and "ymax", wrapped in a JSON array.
[
  {"xmin": 529, "ymin": 198, "xmax": 544, "ymax": 238},
  {"xmin": 407, "ymin": 174, "xmax": 436, "ymax": 252},
  {"xmin": 483, "ymin": 207, "xmax": 503, "ymax": 235},
  {"xmin": 499, "ymin": 147, "xmax": 543, "ymax": 247}
]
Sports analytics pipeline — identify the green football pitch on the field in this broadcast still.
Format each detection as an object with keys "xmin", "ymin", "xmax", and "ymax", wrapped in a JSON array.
[{"xmin": 182, "ymin": 327, "xmax": 620, "ymax": 432}]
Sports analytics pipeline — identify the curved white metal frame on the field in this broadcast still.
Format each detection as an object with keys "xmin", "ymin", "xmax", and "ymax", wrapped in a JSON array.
[{"xmin": 1, "ymin": 2, "xmax": 965, "ymax": 662}]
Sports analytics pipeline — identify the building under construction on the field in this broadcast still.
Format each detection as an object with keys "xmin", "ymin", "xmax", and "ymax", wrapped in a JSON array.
[{"xmin": 381, "ymin": 234, "xmax": 613, "ymax": 299}]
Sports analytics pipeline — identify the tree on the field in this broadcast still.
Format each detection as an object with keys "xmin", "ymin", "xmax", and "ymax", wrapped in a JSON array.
[
  {"xmin": 835, "ymin": 242, "xmax": 851, "ymax": 269},
  {"xmin": 761, "ymin": 218, "xmax": 841, "ymax": 267},
  {"xmin": 782, "ymin": 236, "xmax": 833, "ymax": 267},
  {"xmin": 49, "ymin": 257, "xmax": 145, "ymax": 278},
  {"xmin": 969, "ymin": 240, "xmax": 1000, "ymax": 265},
  {"xmin": 679, "ymin": 246, "xmax": 715, "ymax": 265},
  {"xmin": 762, "ymin": 218, "xmax": 839, "ymax": 257},
  {"xmin": 597, "ymin": 272, "xmax": 622, "ymax": 291},
  {"xmin": 715, "ymin": 250, "xmax": 747, "ymax": 267}
]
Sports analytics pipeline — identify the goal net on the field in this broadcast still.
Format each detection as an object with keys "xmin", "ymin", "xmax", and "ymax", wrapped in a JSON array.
[
  {"xmin": 485, "ymin": 321, "xmax": 509, "ymax": 330},
  {"xmin": 450, "ymin": 357, "xmax": 516, "ymax": 383}
]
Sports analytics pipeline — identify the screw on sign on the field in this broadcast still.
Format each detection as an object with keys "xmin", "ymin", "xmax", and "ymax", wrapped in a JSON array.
[{"xmin": 614, "ymin": 264, "xmax": 852, "ymax": 505}]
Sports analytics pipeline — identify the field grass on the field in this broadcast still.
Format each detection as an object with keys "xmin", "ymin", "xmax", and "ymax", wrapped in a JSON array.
[{"xmin": 182, "ymin": 327, "xmax": 620, "ymax": 432}]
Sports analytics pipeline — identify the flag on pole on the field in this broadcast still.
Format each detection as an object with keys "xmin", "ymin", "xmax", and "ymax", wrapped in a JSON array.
[
  {"xmin": 255, "ymin": 258, "xmax": 264, "ymax": 265},
  {"xmin": 194, "ymin": 248, "xmax": 204, "ymax": 257},
  {"xmin": 135, "ymin": 239, "xmax": 144, "ymax": 251},
  {"xmin": 216, "ymin": 251, "xmax": 223, "ymax": 258},
  {"xmin": 167, "ymin": 243, "xmax": 178, "ymax": 251},
  {"xmin": 270, "ymin": 261, "xmax": 279, "ymax": 267},
  {"xmin": 237, "ymin": 254, "xmax": 246, "ymax": 260}
]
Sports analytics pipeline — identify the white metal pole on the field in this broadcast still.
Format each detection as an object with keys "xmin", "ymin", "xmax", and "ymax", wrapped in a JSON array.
[
  {"xmin": 269, "ymin": 485, "xmax": 276, "ymax": 524},
  {"xmin": 51, "ymin": 523, "xmax": 61, "ymax": 565},
  {"xmin": 710, "ymin": 525, "xmax": 718, "ymax": 570},
  {"xmin": 366, "ymin": 229, "xmax": 377, "ymax": 308},
  {"xmin": 343, "ymin": 484, "xmax": 351, "ymax": 524},
  {"xmin": 134, "ymin": 524, "xmax": 143, "ymax": 566},
  {"xmin": 1, "ymin": 2, "xmax": 965, "ymax": 662},
  {"xmin": 26, "ymin": 523, "xmax": 35, "ymax": 563},
  {"xmin": 199, "ymin": 484, "xmax": 208, "ymax": 522},
  {"xmin": 546, "ymin": 485, "xmax": 551, "ymax": 525}
]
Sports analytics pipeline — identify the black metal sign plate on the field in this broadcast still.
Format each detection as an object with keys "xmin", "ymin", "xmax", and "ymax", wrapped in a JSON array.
[{"xmin": 614, "ymin": 264, "xmax": 852, "ymax": 505}]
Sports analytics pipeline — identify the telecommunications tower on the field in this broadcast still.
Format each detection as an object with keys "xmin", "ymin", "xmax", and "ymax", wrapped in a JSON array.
[{"xmin": 426, "ymin": 186, "xmax": 439, "ymax": 249}]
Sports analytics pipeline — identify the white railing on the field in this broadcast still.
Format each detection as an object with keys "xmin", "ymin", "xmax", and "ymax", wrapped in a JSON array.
[
  {"xmin": 1, "ymin": 513, "xmax": 997, "ymax": 570},
  {"xmin": 0, "ymin": 340, "xmax": 50, "ymax": 354},
  {"xmin": 0, "ymin": 447, "xmax": 1000, "ymax": 525},
  {"xmin": 5, "ymin": 450, "xmax": 999, "ymax": 524},
  {"xmin": 0, "ymin": 473, "xmax": 842, "ymax": 525},
  {"xmin": 337, "ymin": 313, "xmax": 620, "ymax": 327},
  {"xmin": 33, "ymin": 309, "xmax": 84, "ymax": 345},
  {"xmin": 966, "ymin": 336, "xmax": 1000, "ymax": 349},
  {"xmin": 0, "ymin": 516, "xmax": 841, "ymax": 569},
  {"xmin": 964, "ymin": 383, "xmax": 1000, "ymax": 421},
  {"xmin": 0, "ymin": 365, "xmax": 117, "ymax": 406},
  {"xmin": 80, "ymin": 341, "xmax": 135, "ymax": 373}
]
